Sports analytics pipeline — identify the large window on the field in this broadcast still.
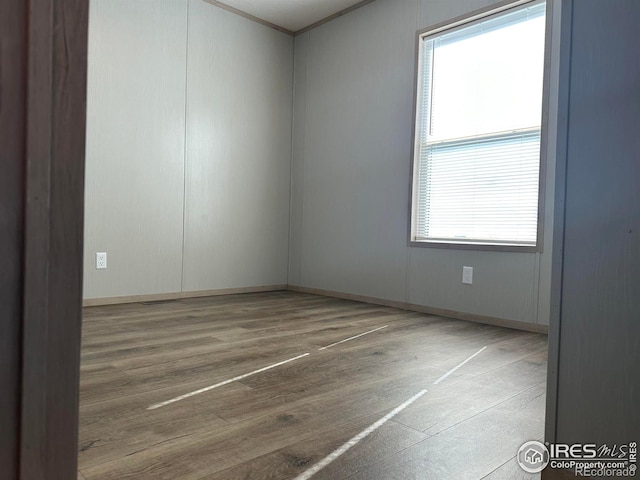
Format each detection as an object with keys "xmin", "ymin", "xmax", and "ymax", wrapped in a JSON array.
[{"xmin": 410, "ymin": 0, "xmax": 547, "ymax": 249}]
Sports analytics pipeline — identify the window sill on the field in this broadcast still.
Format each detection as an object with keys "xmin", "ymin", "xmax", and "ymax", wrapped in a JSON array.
[{"xmin": 409, "ymin": 240, "xmax": 542, "ymax": 253}]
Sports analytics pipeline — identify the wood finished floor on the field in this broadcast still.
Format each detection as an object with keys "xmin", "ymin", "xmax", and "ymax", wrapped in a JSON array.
[{"xmin": 79, "ymin": 291, "xmax": 548, "ymax": 480}]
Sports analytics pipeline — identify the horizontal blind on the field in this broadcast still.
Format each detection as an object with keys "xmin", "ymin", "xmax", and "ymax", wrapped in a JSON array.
[
  {"xmin": 415, "ymin": 130, "xmax": 540, "ymax": 244},
  {"xmin": 412, "ymin": 0, "xmax": 546, "ymax": 246}
]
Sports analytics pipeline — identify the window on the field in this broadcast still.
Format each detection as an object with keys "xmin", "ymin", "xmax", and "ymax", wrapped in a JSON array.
[{"xmin": 410, "ymin": 0, "xmax": 547, "ymax": 249}]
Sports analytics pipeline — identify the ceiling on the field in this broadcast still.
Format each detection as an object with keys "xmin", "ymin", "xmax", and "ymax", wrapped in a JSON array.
[{"xmin": 217, "ymin": 0, "xmax": 367, "ymax": 33}]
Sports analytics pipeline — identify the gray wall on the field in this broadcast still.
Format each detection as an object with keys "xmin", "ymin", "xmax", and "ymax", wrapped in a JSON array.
[
  {"xmin": 289, "ymin": 0, "xmax": 561, "ymax": 326},
  {"xmin": 84, "ymin": 0, "xmax": 293, "ymax": 299},
  {"xmin": 548, "ymin": 0, "xmax": 640, "ymax": 446}
]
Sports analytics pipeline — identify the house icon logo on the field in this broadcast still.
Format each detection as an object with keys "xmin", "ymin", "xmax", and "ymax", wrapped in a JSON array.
[
  {"xmin": 525, "ymin": 448, "xmax": 543, "ymax": 464},
  {"xmin": 518, "ymin": 441, "xmax": 550, "ymax": 473}
]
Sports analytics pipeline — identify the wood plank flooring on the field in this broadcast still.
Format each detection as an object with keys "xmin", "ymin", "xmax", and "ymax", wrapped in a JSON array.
[{"xmin": 79, "ymin": 291, "xmax": 548, "ymax": 480}]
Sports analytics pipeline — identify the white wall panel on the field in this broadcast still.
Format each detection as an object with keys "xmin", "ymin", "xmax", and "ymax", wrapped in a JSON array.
[
  {"xmin": 182, "ymin": 0, "xmax": 293, "ymax": 291},
  {"xmin": 84, "ymin": 0, "xmax": 188, "ymax": 299},
  {"xmin": 295, "ymin": 0, "xmax": 417, "ymax": 302},
  {"xmin": 85, "ymin": 0, "xmax": 293, "ymax": 299},
  {"xmin": 408, "ymin": 249, "xmax": 537, "ymax": 322}
]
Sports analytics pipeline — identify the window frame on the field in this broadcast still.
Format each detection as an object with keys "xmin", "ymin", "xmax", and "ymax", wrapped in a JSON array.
[{"xmin": 408, "ymin": 0, "xmax": 552, "ymax": 253}]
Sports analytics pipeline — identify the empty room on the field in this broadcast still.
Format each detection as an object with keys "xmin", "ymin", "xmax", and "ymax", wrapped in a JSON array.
[{"xmin": 1, "ymin": 1, "xmax": 638, "ymax": 480}]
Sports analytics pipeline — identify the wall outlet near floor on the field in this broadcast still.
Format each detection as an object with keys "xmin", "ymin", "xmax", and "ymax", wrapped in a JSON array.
[
  {"xmin": 462, "ymin": 266, "xmax": 473, "ymax": 285},
  {"xmin": 96, "ymin": 252, "xmax": 107, "ymax": 270}
]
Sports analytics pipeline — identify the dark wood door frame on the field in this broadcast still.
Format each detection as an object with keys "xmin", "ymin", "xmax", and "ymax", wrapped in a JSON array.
[
  {"xmin": 0, "ymin": 0, "xmax": 29, "ymax": 476},
  {"xmin": 1, "ymin": 0, "xmax": 88, "ymax": 479}
]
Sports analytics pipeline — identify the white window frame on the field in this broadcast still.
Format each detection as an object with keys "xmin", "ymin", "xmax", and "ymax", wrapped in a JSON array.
[{"xmin": 409, "ymin": 0, "xmax": 551, "ymax": 252}]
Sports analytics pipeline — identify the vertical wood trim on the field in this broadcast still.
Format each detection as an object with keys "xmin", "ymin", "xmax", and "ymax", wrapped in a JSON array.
[
  {"xmin": 20, "ymin": 0, "xmax": 88, "ymax": 478},
  {"xmin": 21, "ymin": 1, "xmax": 53, "ymax": 477},
  {"xmin": 0, "ymin": 0, "xmax": 28, "ymax": 477},
  {"xmin": 544, "ymin": 0, "xmax": 573, "ymax": 445}
]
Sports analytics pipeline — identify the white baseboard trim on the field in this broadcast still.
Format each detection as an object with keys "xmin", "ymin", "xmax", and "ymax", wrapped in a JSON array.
[
  {"xmin": 83, "ymin": 285, "xmax": 288, "ymax": 307},
  {"xmin": 287, "ymin": 285, "xmax": 549, "ymax": 334}
]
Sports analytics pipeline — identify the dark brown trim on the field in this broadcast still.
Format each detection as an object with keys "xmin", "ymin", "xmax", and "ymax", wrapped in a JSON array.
[
  {"xmin": 0, "ymin": 0, "xmax": 28, "ymax": 476},
  {"xmin": 20, "ymin": 0, "xmax": 88, "ymax": 478},
  {"xmin": 294, "ymin": 0, "xmax": 377, "ymax": 36},
  {"xmin": 201, "ymin": 0, "xmax": 295, "ymax": 36},
  {"xmin": 20, "ymin": 0, "xmax": 54, "ymax": 476}
]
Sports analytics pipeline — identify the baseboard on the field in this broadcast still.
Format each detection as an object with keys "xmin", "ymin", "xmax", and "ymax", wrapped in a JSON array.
[
  {"xmin": 287, "ymin": 285, "xmax": 549, "ymax": 334},
  {"xmin": 84, "ymin": 284, "xmax": 549, "ymax": 334},
  {"xmin": 83, "ymin": 285, "xmax": 287, "ymax": 307}
]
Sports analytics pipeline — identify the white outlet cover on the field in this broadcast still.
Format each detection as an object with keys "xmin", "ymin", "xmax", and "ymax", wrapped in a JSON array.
[
  {"xmin": 96, "ymin": 252, "xmax": 107, "ymax": 270},
  {"xmin": 462, "ymin": 266, "xmax": 473, "ymax": 285}
]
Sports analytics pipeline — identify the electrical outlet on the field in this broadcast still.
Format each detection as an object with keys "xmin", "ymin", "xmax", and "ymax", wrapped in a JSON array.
[
  {"xmin": 462, "ymin": 266, "xmax": 473, "ymax": 285},
  {"xmin": 96, "ymin": 252, "xmax": 107, "ymax": 270}
]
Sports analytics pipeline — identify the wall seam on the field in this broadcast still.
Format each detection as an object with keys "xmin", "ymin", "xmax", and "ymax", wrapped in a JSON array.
[
  {"xmin": 298, "ymin": 31, "xmax": 310, "ymax": 285},
  {"xmin": 286, "ymin": 37, "xmax": 295, "ymax": 286},
  {"xmin": 180, "ymin": 0, "xmax": 191, "ymax": 292}
]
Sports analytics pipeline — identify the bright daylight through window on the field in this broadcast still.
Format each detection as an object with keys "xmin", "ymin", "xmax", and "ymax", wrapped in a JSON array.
[{"xmin": 411, "ymin": 0, "xmax": 546, "ymax": 248}]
